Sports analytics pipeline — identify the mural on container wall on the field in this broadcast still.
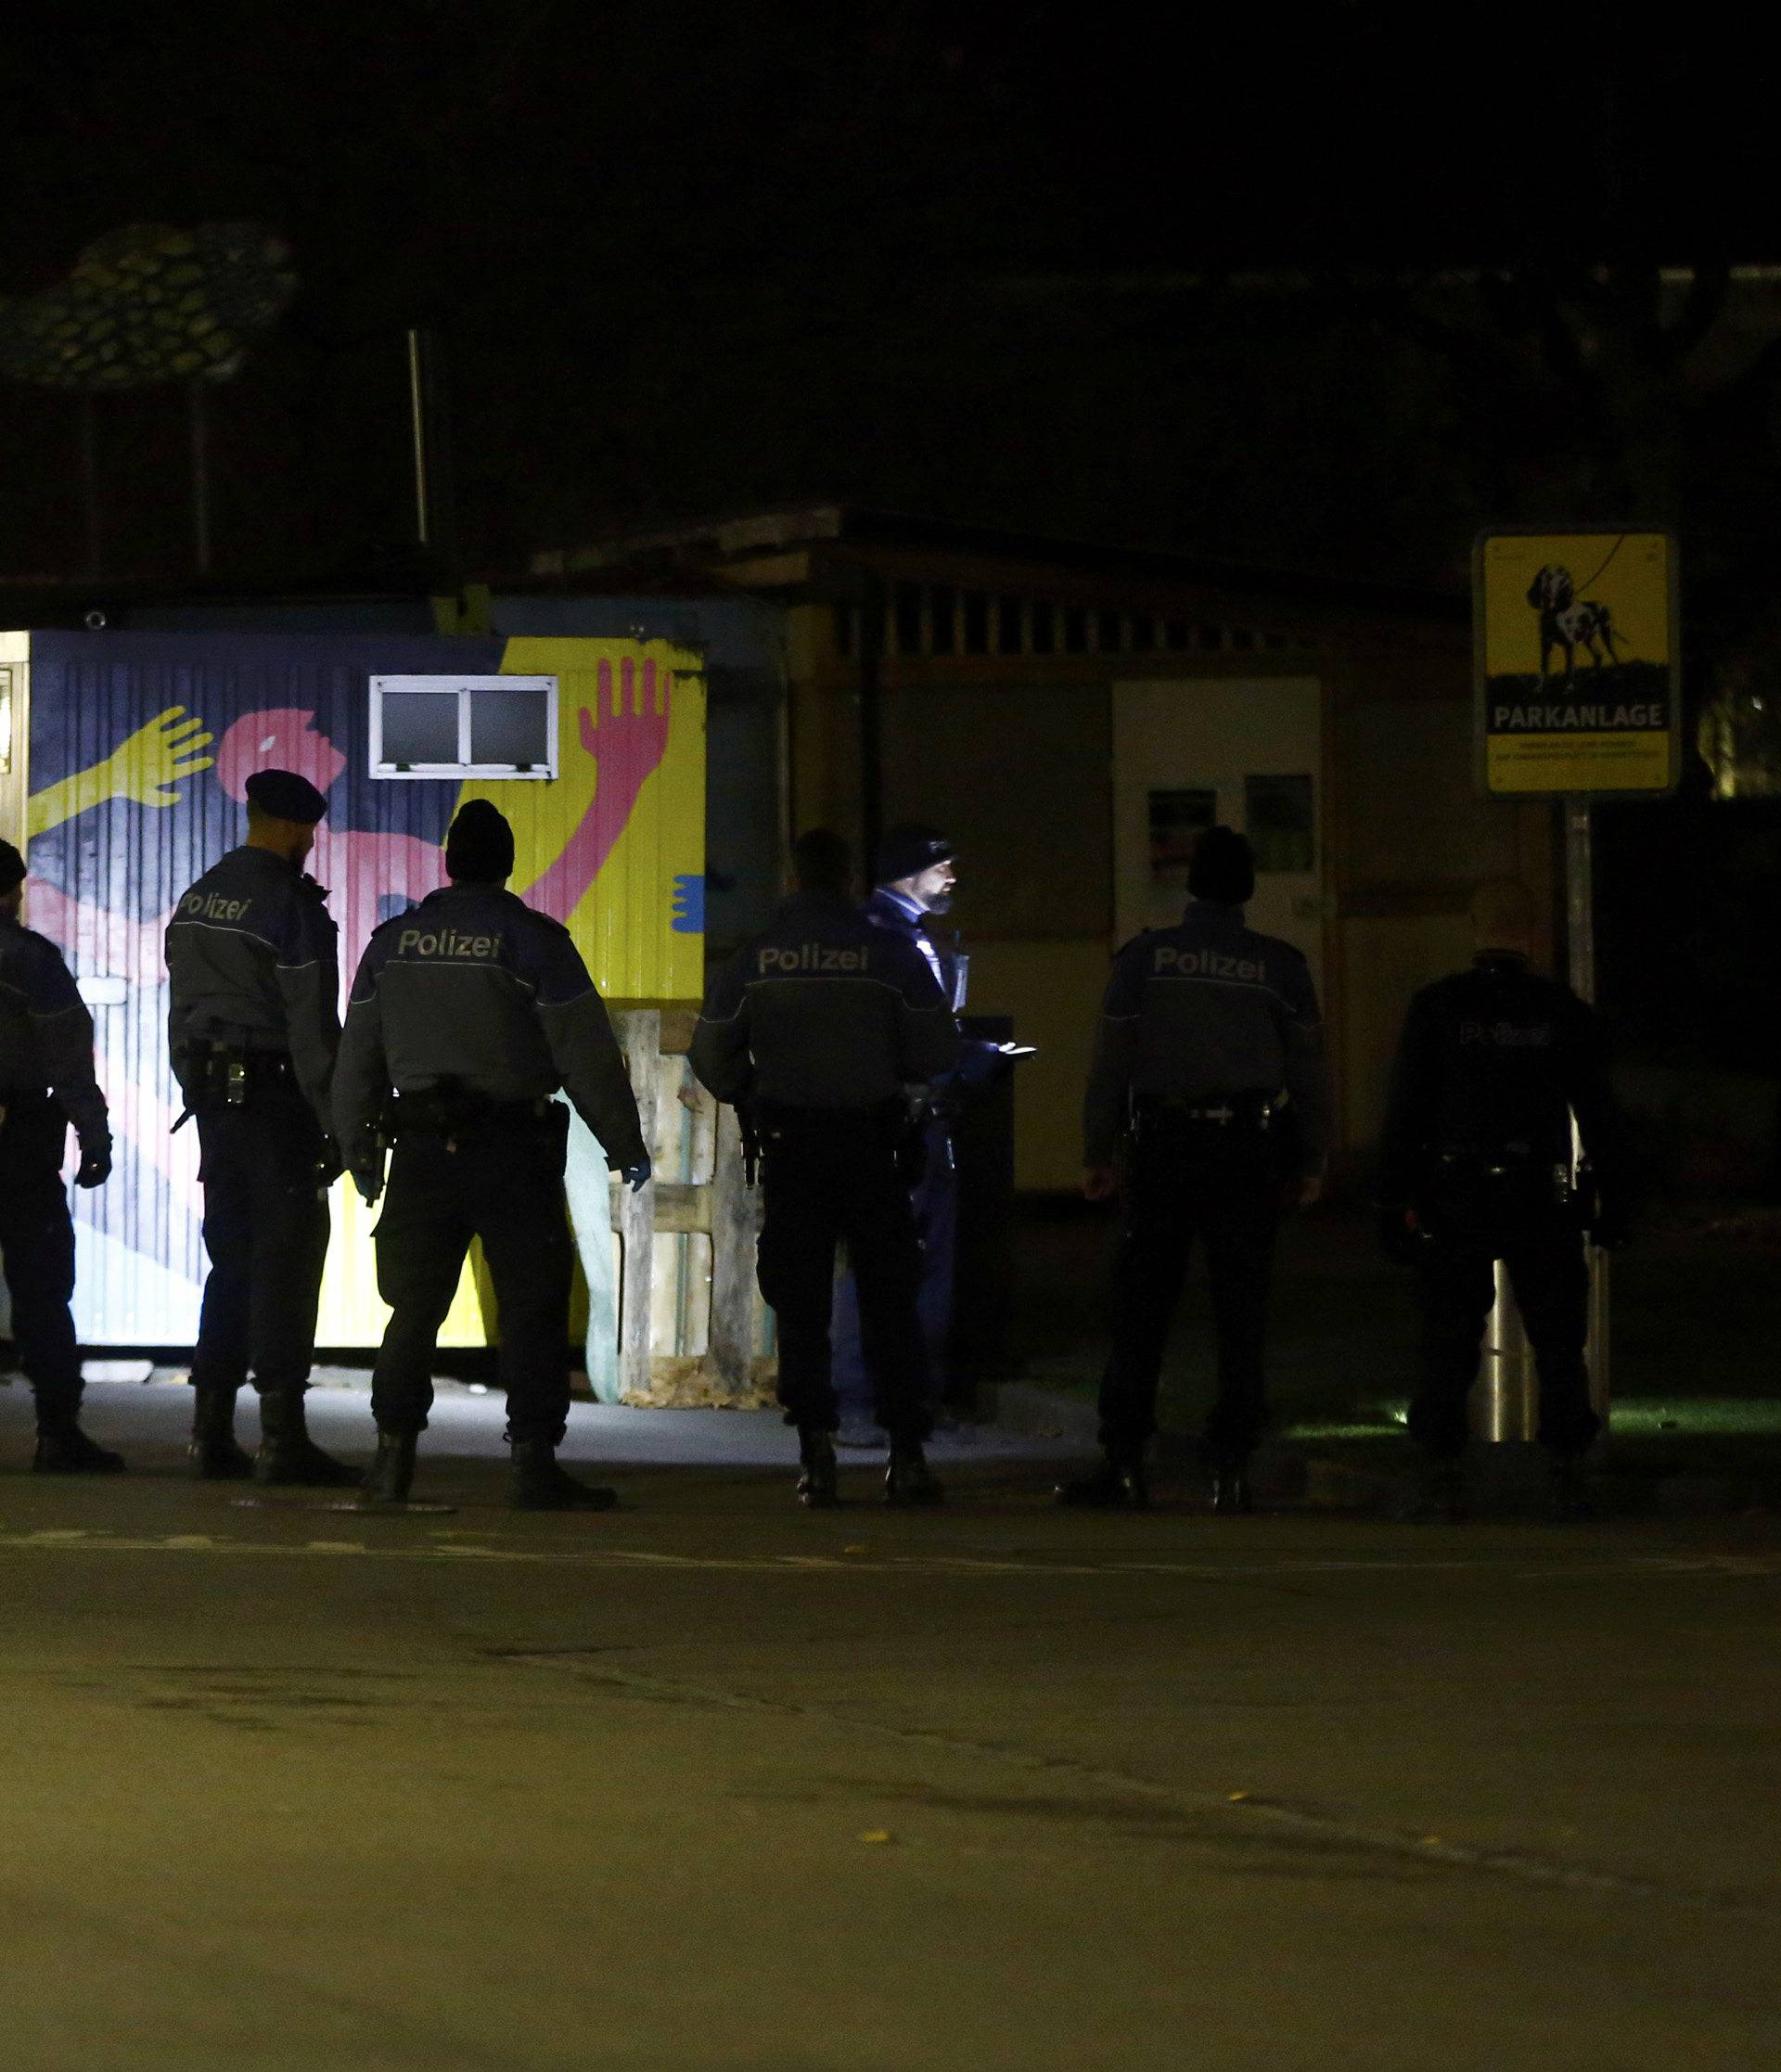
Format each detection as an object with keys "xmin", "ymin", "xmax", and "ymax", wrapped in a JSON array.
[{"xmin": 14, "ymin": 631, "xmax": 705, "ymax": 1349}]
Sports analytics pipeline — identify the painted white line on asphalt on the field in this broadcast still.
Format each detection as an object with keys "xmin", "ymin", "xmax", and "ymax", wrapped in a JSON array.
[{"xmin": 0, "ymin": 1529, "xmax": 1777, "ymax": 1580}]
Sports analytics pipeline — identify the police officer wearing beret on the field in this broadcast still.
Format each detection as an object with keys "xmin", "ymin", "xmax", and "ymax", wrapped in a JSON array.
[
  {"xmin": 689, "ymin": 828, "xmax": 959, "ymax": 1507},
  {"xmin": 1379, "ymin": 878, "xmax": 1624, "ymax": 1521},
  {"xmin": 0, "ymin": 838, "xmax": 123, "ymax": 1473},
  {"xmin": 1064, "ymin": 826, "xmax": 1329, "ymax": 1514},
  {"xmin": 830, "ymin": 822, "xmax": 1019, "ymax": 1437},
  {"xmin": 334, "ymin": 800, "xmax": 651, "ymax": 1512},
  {"xmin": 165, "ymin": 767, "xmax": 355, "ymax": 1486}
]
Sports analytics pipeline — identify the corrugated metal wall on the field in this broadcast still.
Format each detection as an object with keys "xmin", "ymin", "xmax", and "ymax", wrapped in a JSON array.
[{"xmin": 15, "ymin": 629, "xmax": 704, "ymax": 1349}]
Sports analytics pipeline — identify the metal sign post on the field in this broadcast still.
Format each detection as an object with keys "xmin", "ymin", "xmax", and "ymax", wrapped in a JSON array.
[{"xmin": 1467, "ymin": 528, "xmax": 1678, "ymax": 1444}]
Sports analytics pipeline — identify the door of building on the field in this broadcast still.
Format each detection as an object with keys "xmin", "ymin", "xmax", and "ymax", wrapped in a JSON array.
[{"xmin": 1111, "ymin": 677, "xmax": 1325, "ymax": 992}]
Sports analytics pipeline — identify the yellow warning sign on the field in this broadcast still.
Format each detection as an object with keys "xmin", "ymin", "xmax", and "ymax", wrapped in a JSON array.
[{"xmin": 1474, "ymin": 531, "xmax": 1680, "ymax": 796}]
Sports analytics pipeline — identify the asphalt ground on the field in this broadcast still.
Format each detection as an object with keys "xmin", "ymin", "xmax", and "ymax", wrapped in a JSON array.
[{"xmin": 2, "ymin": 1383, "xmax": 1777, "ymax": 2070}]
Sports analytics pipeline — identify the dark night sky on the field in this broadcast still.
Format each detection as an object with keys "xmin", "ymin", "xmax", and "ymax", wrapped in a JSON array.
[{"xmin": 0, "ymin": 6, "xmax": 1775, "ymax": 584}]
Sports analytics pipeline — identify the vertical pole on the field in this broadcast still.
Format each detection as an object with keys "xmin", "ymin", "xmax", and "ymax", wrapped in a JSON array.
[
  {"xmin": 407, "ymin": 327, "xmax": 430, "ymax": 548},
  {"xmin": 858, "ymin": 572, "xmax": 885, "ymax": 879},
  {"xmin": 1566, "ymin": 794, "xmax": 1611, "ymax": 1425},
  {"xmin": 78, "ymin": 394, "xmax": 103, "ymax": 580},
  {"xmin": 188, "ymin": 382, "xmax": 213, "ymax": 575}
]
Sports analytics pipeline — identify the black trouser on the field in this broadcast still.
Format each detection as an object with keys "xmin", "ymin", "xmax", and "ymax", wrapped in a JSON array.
[
  {"xmin": 831, "ymin": 1110, "xmax": 957, "ymax": 1420},
  {"xmin": 757, "ymin": 1104, "xmax": 932, "ymax": 1443},
  {"xmin": 0, "ymin": 1095, "xmax": 83, "ymax": 1429},
  {"xmin": 371, "ymin": 1106, "xmax": 574, "ymax": 1445},
  {"xmin": 191, "ymin": 1090, "xmax": 331, "ymax": 1399},
  {"xmin": 1098, "ymin": 1114, "xmax": 1283, "ymax": 1463},
  {"xmin": 1409, "ymin": 1212, "xmax": 1596, "ymax": 1460}
]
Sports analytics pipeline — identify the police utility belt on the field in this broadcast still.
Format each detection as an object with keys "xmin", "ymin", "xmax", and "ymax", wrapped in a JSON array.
[
  {"xmin": 390, "ymin": 1081, "xmax": 560, "ymax": 1142},
  {"xmin": 1132, "ymin": 1090, "xmax": 1280, "ymax": 1135},
  {"xmin": 173, "ymin": 1039, "xmax": 298, "ymax": 1124},
  {"xmin": 1429, "ymin": 1144, "xmax": 1577, "ymax": 1212}
]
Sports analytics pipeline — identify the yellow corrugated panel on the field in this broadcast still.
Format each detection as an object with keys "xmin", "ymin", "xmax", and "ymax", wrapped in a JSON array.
[{"xmin": 317, "ymin": 634, "xmax": 706, "ymax": 1349}]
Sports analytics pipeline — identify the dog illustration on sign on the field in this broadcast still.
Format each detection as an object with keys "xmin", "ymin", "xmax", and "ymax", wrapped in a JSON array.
[{"xmin": 1527, "ymin": 563, "xmax": 1622, "ymax": 687}]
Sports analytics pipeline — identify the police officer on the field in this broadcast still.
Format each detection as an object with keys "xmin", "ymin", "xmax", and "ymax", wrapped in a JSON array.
[
  {"xmin": 689, "ymin": 828, "xmax": 959, "ymax": 1507},
  {"xmin": 0, "ymin": 838, "xmax": 122, "ymax": 1473},
  {"xmin": 830, "ymin": 823, "xmax": 1017, "ymax": 1437},
  {"xmin": 165, "ymin": 768, "xmax": 354, "ymax": 1486},
  {"xmin": 1063, "ymin": 825, "xmax": 1328, "ymax": 1513},
  {"xmin": 1378, "ymin": 878, "xmax": 1623, "ymax": 1521},
  {"xmin": 334, "ymin": 800, "xmax": 650, "ymax": 1512}
]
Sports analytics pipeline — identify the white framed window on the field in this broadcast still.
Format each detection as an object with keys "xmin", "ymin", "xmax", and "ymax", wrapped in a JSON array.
[{"xmin": 368, "ymin": 674, "xmax": 558, "ymax": 779}]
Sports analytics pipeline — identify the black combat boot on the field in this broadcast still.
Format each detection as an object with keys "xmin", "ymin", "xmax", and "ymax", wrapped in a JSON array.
[
  {"xmin": 1549, "ymin": 1454, "xmax": 1596, "ymax": 1523},
  {"xmin": 885, "ymin": 1438, "xmax": 944, "ymax": 1507},
  {"xmin": 796, "ymin": 1426, "xmax": 839, "ymax": 1508},
  {"xmin": 1056, "ymin": 1447, "xmax": 1149, "ymax": 1510},
  {"xmin": 1402, "ymin": 1454, "xmax": 1467, "ymax": 1524},
  {"xmin": 254, "ymin": 1389, "xmax": 361, "ymax": 1489},
  {"xmin": 190, "ymin": 1383, "xmax": 254, "ymax": 1480},
  {"xmin": 509, "ymin": 1440, "xmax": 618, "ymax": 1512},
  {"xmin": 32, "ymin": 1415, "xmax": 125, "ymax": 1476},
  {"xmin": 1211, "ymin": 1461, "xmax": 1254, "ymax": 1516},
  {"xmin": 360, "ymin": 1429, "xmax": 419, "ymax": 1508}
]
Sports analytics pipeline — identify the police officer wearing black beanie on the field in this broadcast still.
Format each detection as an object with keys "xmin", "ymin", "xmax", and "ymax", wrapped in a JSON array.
[
  {"xmin": 1064, "ymin": 826, "xmax": 1330, "ymax": 1514},
  {"xmin": 0, "ymin": 837, "xmax": 124, "ymax": 1473},
  {"xmin": 335, "ymin": 799, "xmax": 650, "ymax": 1511},
  {"xmin": 165, "ymin": 767, "xmax": 357, "ymax": 1486}
]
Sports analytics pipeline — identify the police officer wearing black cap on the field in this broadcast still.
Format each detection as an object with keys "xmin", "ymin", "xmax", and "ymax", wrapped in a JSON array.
[
  {"xmin": 165, "ymin": 766, "xmax": 355, "ymax": 1486},
  {"xmin": 830, "ymin": 822, "xmax": 1018, "ymax": 1435},
  {"xmin": 1379, "ymin": 878, "xmax": 1625, "ymax": 1521},
  {"xmin": 1063, "ymin": 825, "xmax": 1329, "ymax": 1514},
  {"xmin": 689, "ymin": 828, "xmax": 959, "ymax": 1507},
  {"xmin": 0, "ymin": 838, "xmax": 123, "ymax": 1473},
  {"xmin": 334, "ymin": 799, "xmax": 651, "ymax": 1512}
]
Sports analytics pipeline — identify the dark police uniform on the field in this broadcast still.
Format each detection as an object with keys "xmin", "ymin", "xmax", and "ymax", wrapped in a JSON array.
[
  {"xmin": 829, "ymin": 885, "xmax": 1005, "ymax": 1426},
  {"xmin": 689, "ymin": 889, "xmax": 958, "ymax": 1474},
  {"xmin": 165, "ymin": 838, "xmax": 345, "ymax": 1476},
  {"xmin": 1083, "ymin": 897, "xmax": 1329, "ymax": 1478},
  {"xmin": 0, "ymin": 902, "xmax": 119, "ymax": 1469},
  {"xmin": 333, "ymin": 882, "xmax": 647, "ymax": 1465},
  {"xmin": 1379, "ymin": 951, "xmax": 1620, "ymax": 1466}
]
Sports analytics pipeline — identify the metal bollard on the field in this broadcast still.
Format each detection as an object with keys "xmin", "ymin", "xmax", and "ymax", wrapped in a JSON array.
[
  {"xmin": 1472, "ymin": 1247, "xmax": 1609, "ymax": 1441},
  {"xmin": 1471, "ymin": 1261, "xmax": 1537, "ymax": 1442}
]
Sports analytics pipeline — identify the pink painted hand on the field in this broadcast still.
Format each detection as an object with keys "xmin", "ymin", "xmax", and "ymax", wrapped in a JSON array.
[{"xmin": 524, "ymin": 659, "xmax": 675, "ymax": 923}]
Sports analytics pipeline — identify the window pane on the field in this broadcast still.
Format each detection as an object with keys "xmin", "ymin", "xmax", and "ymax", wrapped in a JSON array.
[
  {"xmin": 1031, "ymin": 599, "xmax": 1056, "ymax": 654},
  {"xmin": 962, "ymin": 591, "xmax": 989, "ymax": 654},
  {"xmin": 997, "ymin": 595, "xmax": 1024, "ymax": 655},
  {"xmin": 380, "ymin": 692, "xmax": 458, "ymax": 765},
  {"xmin": 470, "ymin": 688, "xmax": 551, "ymax": 768},
  {"xmin": 894, "ymin": 582, "xmax": 924, "ymax": 655},
  {"xmin": 1063, "ymin": 606, "xmax": 1089, "ymax": 653},
  {"xmin": 1245, "ymin": 774, "xmax": 1314, "ymax": 873}
]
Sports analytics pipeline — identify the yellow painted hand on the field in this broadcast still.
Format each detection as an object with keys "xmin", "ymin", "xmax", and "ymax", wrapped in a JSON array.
[{"xmin": 105, "ymin": 706, "xmax": 215, "ymax": 808}]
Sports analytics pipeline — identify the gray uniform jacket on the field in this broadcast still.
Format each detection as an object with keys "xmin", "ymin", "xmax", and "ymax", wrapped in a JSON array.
[
  {"xmin": 1084, "ymin": 898, "xmax": 1329, "ymax": 1169},
  {"xmin": 333, "ymin": 884, "xmax": 647, "ymax": 1169},
  {"xmin": 689, "ymin": 890, "xmax": 958, "ymax": 1109},
  {"xmin": 0, "ymin": 914, "xmax": 109, "ymax": 1148},
  {"xmin": 165, "ymin": 845, "xmax": 341, "ymax": 1130}
]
